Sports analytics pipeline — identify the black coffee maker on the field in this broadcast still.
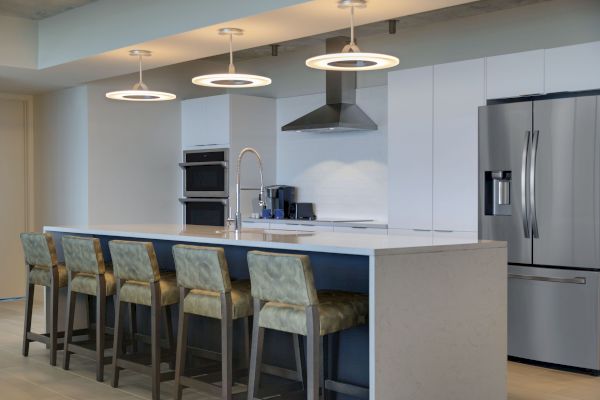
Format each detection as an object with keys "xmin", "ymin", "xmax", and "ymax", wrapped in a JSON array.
[{"xmin": 265, "ymin": 185, "xmax": 296, "ymax": 218}]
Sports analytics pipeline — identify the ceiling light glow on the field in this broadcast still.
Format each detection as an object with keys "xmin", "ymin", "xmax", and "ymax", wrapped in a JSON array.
[{"xmin": 192, "ymin": 28, "xmax": 271, "ymax": 89}]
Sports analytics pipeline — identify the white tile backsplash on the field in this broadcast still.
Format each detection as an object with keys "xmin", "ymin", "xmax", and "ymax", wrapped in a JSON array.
[{"xmin": 276, "ymin": 86, "xmax": 388, "ymax": 221}]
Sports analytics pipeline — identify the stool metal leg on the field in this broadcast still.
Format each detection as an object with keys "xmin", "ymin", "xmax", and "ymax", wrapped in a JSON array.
[
  {"xmin": 164, "ymin": 305, "xmax": 176, "ymax": 370},
  {"xmin": 306, "ymin": 305, "xmax": 320, "ymax": 400},
  {"xmin": 129, "ymin": 303, "xmax": 137, "ymax": 354},
  {"xmin": 220, "ymin": 292, "xmax": 233, "ymax": 400},
  {"xmin": 242, "ymin": 316, "xmax": 250, "ymax": 368},
  {"xmin": 112, "ymin": 281, "xmax": 125, "ymax": 388},
  {"xmin": 49, "ymin": 265, "xmax": 59, "ymax": 366},
  {"xmin": 293, "ymin": 333, "xmax": 304, "ymax": 387},
  {"xmin": 63, "ymin": 273, "xmax": 76, "ymax": 370},
  {"xmin": 96, "ymin": 274, "xmax": 106, "ymax": 382},
  {"xmin": 247, "ymin": 299, "xmax": 266, "ymax": 400},
  {"xmin": 22, "ymin": 277, "xmax": 34, "ymax": 357},
  {"xmin": 150, "ymin": 281, "xmax": 162, "ymax": 400},
  {"xmin": 174, "ymin": 288, "xmax": 190, "ymax": 400},
  {"xmin": 320, "ymin": 337, "xmax": 325, "ymax": 400}
]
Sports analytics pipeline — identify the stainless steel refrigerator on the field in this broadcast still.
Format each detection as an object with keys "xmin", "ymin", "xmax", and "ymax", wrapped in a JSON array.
[{"xmin": 479, "ymin": 95, "xmax": 600, "ymax": 372}]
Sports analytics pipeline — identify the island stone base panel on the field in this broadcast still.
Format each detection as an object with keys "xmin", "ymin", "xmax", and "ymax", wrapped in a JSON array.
[{"xmin": 372, "ymin": 247, "xmax": 507, "ymax": 400}]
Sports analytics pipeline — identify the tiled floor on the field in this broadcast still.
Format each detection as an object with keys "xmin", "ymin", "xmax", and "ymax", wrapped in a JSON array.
[{"xmin": 2, "ymin": 298, "xmax": 600, "ymax": 400}]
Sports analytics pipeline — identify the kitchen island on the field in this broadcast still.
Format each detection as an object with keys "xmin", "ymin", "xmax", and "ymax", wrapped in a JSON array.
[{"xmin": 44, "ymin": 224, "xmax": 506, "ymax": 400}]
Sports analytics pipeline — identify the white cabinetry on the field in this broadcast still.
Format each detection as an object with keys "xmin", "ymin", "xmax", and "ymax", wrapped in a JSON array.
[
  {"xmin": 181, "ymin": 94, "xmax": 277, "ymax": 217},
  {"xmin": 388, "ymin": 60, "xmax": 483, "ymax": 233},
  {"xmin": 486, "ymin": 50, "xmax": 545, "ymax": 99},
  {"xmin": 433, "ymin": 59, "xmax": 485, "ymax": 232},
  {"xmin": 545, "ymin": 41, "xmax": 600, "ymax": 93},
  {"xmin": 387, "ymin": 66, "xmax": 433, "ymax": 230},
  {"xmin": 181, "ymin": 95, "xmax": 230, "ymax": 148}
]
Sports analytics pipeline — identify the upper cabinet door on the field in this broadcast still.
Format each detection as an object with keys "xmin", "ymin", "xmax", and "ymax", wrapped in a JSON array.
[
  {"xmin": 486, "ymin": 50, "xmax": 545, "ymax": 99},
  {"xmin": 388, "ymin": 66, "xmax": 434, "ymax": 230},
  {"xmin": 545, "ymin": 41, "xmax": 600, "ymax": 93},
  {"xmin": 433, "ymin": 59, "xmax": 485, "ymax": 232},
  {"xmin": 181, "ymin": 95, "xmax": 231, "ymax": 149}
]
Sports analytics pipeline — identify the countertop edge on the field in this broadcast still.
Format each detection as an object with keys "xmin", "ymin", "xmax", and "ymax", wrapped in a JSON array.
[{"xmin": 44, "ymin": 225, "xmax": 505, "ymax": 258}]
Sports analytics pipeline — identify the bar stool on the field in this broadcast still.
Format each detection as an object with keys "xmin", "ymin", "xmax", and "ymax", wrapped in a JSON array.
[
  {"xmin": 246, "ymin": 251, "xmax": 369, "ymax": 400},
  {"xmin": 109, "ymin": 240, "xmax": 179, "ymax": 400},
  {"xmin": 20, "ymin": 232, "xmax": 68, "ymax": 366},
  {"xmin": 172, "ymin": 244, "xmax": 253, "ymax": 400},
  {"xmin": 61, "ymin": 235, "xmax": 116, "ymax": 381}
]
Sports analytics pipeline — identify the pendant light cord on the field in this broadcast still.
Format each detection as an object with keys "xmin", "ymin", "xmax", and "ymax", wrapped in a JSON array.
[
  {"xmin": 228, "ymin": 33, "xmax": 236, "ymax": 74},
  {"xmin": 342, "ymin": 5, "xmax": 360, "ymax": 53},
  {"xmin": 138, "ymin": 54, "xmax": 143, "ymax": 85},
  {"xmin": 350, "ymin": 6, "xmax": 355, "ymax": 45}
]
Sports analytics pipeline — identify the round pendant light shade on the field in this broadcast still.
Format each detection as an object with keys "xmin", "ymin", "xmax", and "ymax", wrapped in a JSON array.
[
  {"xmin": 305, "ymin": 0, "xmax": 399, "ymax": 72},
  {"xmin": 192, "ymin": 28, "xmax": 271, "ymax": 88},
  {"xmin": 105, "ymin": 50, "xmax": 176, "ymax": 101}
]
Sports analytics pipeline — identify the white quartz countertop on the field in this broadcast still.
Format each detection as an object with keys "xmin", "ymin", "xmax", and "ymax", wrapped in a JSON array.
[
  {"xmin": 243, "ymin": 218, "xmax": 388, "ymax": 229},
  {"xmin": 44, "ymin": 224, "xmax": 505, "ymax": 256}
]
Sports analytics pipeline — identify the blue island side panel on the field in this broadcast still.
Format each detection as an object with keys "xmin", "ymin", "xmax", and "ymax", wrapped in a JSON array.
[{"xmin": 49, "ymin": 231, "xmax": 370, "ymax": 394}]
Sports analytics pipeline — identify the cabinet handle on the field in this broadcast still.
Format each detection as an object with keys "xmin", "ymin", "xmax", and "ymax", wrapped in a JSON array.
[
  {"xmin": 350, "ymin": 226, "xmax": 367, "ymax": 229},
  {"xmin": 412, "ymin": 229, "xmax": 432, "ymax": 232},
  {"xmin": 433, "ymin": 229, "xmax": 454, "ymax": 233},
  {"xmin": 508, "ymin": 273, "xmax": 586, "ymax": 285}
]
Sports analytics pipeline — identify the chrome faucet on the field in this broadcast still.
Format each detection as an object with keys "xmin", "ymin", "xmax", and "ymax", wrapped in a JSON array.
[{"xmin": 234, "ymin": 147, "xmax": 265, "ymax": 231}]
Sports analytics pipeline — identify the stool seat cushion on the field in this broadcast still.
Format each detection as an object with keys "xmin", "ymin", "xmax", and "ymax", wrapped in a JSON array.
[
  {"xmin": 29, "ymin": 263, "xmax": 68, "ymax": 288},
  {"xmin": 259, "ymin": 290, "xmax": 368, "ymax": 336},
  {"xmin": 71, "ymin": 269, "xmax": 117, "ymax": 296},
  {"xmin": 183, "ymin": 280, "xmax": 253, "ymax": 319},
  {"xmin": 119, "ymin": 272, "xmax": 179, "ymax": 306}
]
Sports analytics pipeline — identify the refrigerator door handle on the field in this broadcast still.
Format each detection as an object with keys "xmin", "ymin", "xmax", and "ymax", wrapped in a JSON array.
[
  {"xmin": 530, "ymin": 130, "xmax": 540, "ymax": 238},
  {"xmin": 508, "ymin": 273, "xmax": 586, "ymax": 285},
  {"xmin": 521, "ymin": 130, "xmax": 531, "ymax": 238}
]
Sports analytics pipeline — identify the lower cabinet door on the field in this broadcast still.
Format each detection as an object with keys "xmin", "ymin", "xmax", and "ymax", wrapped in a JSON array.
[{"xmin": 508, "ymin": 265, "xmax": 600, "ymax": 370}]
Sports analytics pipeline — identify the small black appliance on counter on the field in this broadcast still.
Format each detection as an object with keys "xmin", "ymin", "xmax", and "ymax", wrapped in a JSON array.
[
  {"xmin": 290, "ymin": 202, "xmax": 316, "ymax": 220},
  {"xmin": 265, "ymin": 185, "xmax": 296, "ymax": 218}
]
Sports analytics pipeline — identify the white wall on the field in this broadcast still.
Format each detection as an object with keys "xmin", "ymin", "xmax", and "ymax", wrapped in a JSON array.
[
  {"xmin": 0, "ymin": 15, "xmax": 37, "ymax": 69},
  {"xmin": 86, "ymin": 83, "xmax": 182, "ymax": 225},
  {"xmin": 276, "ymin": 86, "xmax": 387, "ymax": 221},
  {"xmin": 34, "ymin": 86, "xmax": 89, "ymax": 229}
]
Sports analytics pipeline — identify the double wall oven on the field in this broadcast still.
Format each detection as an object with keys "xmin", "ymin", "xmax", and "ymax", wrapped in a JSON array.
[{"xmin": 179, "ymin": 149, "xmax": 229, "ymax": 226}]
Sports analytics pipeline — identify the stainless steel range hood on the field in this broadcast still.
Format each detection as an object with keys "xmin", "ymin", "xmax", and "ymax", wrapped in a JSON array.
[{"xmin": 281, "ymin": 36, "xmax": 378, "ymax": 133}]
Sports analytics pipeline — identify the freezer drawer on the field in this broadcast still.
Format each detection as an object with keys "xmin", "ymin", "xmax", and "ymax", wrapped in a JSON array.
[{"xmin": 508, "ymin": 265, "xmax": 600, "ymax": 370}]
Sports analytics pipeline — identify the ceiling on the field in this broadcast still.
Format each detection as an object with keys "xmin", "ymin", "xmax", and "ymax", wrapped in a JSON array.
[
  {"xmin": 207, "ymin": 0, "xmax": 551, "ymax": 63},
  {"xmin": 0, "ymin": 0, "xmax": 96, "ymax": 20},
  {"xmin": 0, "ymin": 0, "xmax": 556, "ymax": 94}
]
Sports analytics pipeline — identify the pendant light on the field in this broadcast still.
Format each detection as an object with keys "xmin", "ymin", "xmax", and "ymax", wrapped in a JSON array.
[
  {"xmin": 192, "ymin": 28, "xmax": 272, "ymax": 88},
  {"xmin": 306, "ymin": 0, "xmax": 399, "ymax": 71},
  {"xmin": 106, "ymin": 50, "xmax": 176, "ymax": 101}
]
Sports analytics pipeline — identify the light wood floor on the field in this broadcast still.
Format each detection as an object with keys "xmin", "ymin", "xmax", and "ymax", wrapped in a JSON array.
[{"xmin": 1, "ymin": 298, "xmax": 599, "ymax": 400}]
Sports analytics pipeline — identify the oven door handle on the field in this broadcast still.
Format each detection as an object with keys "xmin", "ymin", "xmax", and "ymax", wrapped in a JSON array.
[
  {"xmin": 179, "ymin": 161, "xmax": 227, "ymax": 168},
  {"xmin": 179, "ymin": 198, "xmax": 228, "ymax": 205}
]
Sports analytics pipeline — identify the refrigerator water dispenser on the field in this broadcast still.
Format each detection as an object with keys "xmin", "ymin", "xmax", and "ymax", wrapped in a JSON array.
[{"xmin": 484, "ymin": 170, "xmax": 512, "ymax": 216}]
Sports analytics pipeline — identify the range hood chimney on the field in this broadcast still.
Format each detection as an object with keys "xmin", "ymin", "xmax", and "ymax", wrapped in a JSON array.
[{"xmin": 281, "ymin": 36, "xmax": 378, "ymax": 133}]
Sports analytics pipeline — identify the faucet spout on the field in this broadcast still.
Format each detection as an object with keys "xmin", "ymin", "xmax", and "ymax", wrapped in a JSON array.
[{"xmin": 235, "ymin": 147, "xmax": 265, "ymax": 231}]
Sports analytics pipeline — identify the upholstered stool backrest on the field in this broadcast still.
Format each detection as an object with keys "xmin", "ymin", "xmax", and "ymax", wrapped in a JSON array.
[
  {"xmin": 109, "ymin": 240, "xmax": 160, "ymax": 283},
  {"xmin": 172, "ymin": 244, "xmax": 231, "ymax": 292},
  {"xmin": 247, "ymin": 251, "xmax": 318, "ymax": 306},
  {"xmin": 63, "ymin": 236, "xmax": 106, "ymax": 275},
  {"xmin": 20, "ymin": 232, "xmax": 57, "ymax": 267}
]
